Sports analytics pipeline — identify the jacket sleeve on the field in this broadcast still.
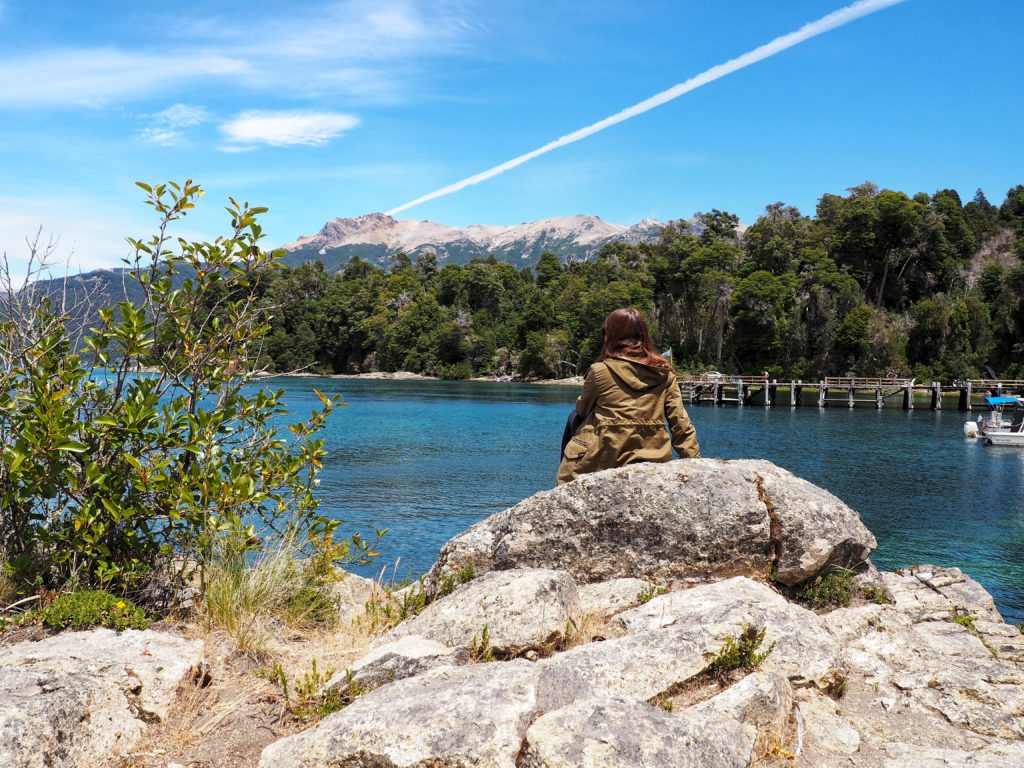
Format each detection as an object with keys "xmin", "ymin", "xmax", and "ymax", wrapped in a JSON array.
[
  {"xmin": 576, "ymin": 365, "xmax": 600, "ymax": 417},
  {"xmin": 665, "ymin": 374, "xmax": 700, "ymax": 458}
]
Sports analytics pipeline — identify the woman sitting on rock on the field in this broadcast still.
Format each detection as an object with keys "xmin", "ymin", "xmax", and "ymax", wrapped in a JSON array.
[{"xmin": 557, "ymin": 307, "xmax": 700, "ymax": 485}]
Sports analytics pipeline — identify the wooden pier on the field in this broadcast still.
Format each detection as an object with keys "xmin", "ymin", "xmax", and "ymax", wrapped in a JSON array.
[{"xmin": 678, "ymin": 375, "xmax": 1024, "ymax": 411}]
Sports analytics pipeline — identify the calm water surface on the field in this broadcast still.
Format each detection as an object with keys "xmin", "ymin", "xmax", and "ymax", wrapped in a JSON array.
[{"xmin": 268, "ymin": 378, "xmax": 1024, "ymax": 623}]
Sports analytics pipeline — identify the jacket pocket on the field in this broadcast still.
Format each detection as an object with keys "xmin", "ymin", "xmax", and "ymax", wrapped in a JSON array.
[{"xmin": 563, "ymin": 434, "xmax": 593, "ymax": 460}]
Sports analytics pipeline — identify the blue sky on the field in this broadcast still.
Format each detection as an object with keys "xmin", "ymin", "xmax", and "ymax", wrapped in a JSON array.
[{"xmin": 0, "ymin": 0, "xmax": 1021, "ymax": 272}]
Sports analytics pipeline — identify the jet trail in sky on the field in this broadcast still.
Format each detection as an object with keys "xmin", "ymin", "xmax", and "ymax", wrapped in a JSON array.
[{"xmin": 386, "ymin": 0, "xmax": 907, "ymax": 216}]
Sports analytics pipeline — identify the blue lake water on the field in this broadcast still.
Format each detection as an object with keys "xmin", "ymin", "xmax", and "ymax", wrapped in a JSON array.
[{"xmin": 267, "ymin": 377, "xmax": 1024, "ymax": 623}]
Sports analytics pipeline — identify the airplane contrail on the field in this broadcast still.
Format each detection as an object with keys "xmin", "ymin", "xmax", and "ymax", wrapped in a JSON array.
[{"xmin": 386, "ymin": 0, "xmax": 908, "ymax": 216}]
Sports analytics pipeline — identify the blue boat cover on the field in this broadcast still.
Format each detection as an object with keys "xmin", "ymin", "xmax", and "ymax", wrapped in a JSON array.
[{"xmin": 985, "ymin": 396, "xmax": 1021, "ymax": 405}]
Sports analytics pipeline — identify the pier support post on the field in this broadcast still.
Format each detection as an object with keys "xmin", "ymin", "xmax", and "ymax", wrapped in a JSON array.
[
  {"xmin": 818, "ymin": 381, "xmax": 826, "ymax": 408},
  {"xmin": 931, "ymin": 382, "xmax": 941, "ymax": 410},
  {"xmin": 738, "ymin": 383, "xmax": 745, "ymax": 407},
  {"xmin": 791, "ymin": 381, "xmax": 799, "ymax": 408},
  {"xmin": 714, "ymin": 383, "xmax": 722, "ymax": 407},
  {"xmin": 903, "ymin": 384, "xmax": 914, "ymax": 410},
  {"xmin": 768, "ymin": 383, "xmax": 776, "ymax": 408},
  {"xmin": 848, "ymin": 387, "xmax": 854, "ymax": 409},
  {"xmin": 958, "ymin": 386, "xmax": 968, "ymax": 411},
  {"xmin": 966, "ymin": 382, "xmax": 972, "ymax": 412},
  {"xmin": 876, "ymin": 387, "xmax": 883, "ymax": 409}
]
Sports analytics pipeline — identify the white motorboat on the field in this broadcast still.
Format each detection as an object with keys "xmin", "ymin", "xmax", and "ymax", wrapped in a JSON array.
[{"xmin": 974, "ymin": 396, "xmax": 1024, "ymax": 446}]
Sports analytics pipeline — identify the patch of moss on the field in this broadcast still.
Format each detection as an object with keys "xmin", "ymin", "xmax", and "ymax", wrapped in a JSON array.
[{"xmin": 41, "ymin": 590, "xmax": 148, "ymax": 631}]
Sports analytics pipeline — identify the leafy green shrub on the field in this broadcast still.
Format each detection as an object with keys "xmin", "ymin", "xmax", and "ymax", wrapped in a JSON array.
[
  {"xmin": 797, "ymin": 569, "xmax": 856, "ymax": 608},
  {"xmin": 706, "ymin": 625, "xmax": 776, "ymax": 681},
  {"xmin": 41, "ymin": 589, "xmax": 149, "ymax": 631},
  {"xmin": 0, "ymin": 181, "xmax": 374, "ymax": 598}
]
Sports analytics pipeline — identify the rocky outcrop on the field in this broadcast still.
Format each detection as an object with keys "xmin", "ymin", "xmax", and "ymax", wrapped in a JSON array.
[
  {"xmin": 519, "ymin": 697, "xmax": 752, "ymax": 768},
  {"xmin": 0, "ymin": 629, "xmax": 203, "ymax": 768},
  {"xmin": 611, "ymin": 577, "xmax": 844, "ymax": 688},
  {"xmin": 328, "ymin": 634, "xmax": 468, "ymax": 692},
  {"xmin": 259, "ymin": 661, "xmax": 573, "ymax": 768},
  {"xmin": 389, "ymin": 568, "xmax": 581, "ymax": 655},
  {"xmin": 576, "ymin": 577, "xmax": 652, "ymax": 618},
  {"xmin": 250, "ymin": 461, "xmax": 1023, "ymax": 768},
  {"xmin": 427, "ymin": 459, "xmax": 876, "ymax": 588}
]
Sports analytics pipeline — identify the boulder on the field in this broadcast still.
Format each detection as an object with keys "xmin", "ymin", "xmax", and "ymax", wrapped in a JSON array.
[
  {"xmin": 611, "ymin": 577, "xmax": 845, "ymax": 688},
  {"xmin": 327, "ymin": 634, "xmax": 468, "ymax": 691},
  {"xmin": 687, "ymin": 671, "xmax": 794, "ymax": 761},
  {"xmin": 519, "ymin": 697, "xmax": 753, "ymax": 768},
  {"xmin": 330, "ymin": 571, "xmax": 382, "ymax": 626},
  {"xmin": 390, "ymin": 568, "xmax": 581, "ymax": 655},
  {"xmin": 0, "ymin": 629, "xmax": 204, "ymax": 768},
  {"xmin": 260, "ymin": 661, "xmax": 572, "ymax": 768},
  {"xmin": 426, "ymin": 459, "xmax": 875, "ymax": 587},
  {"xmin": 576, "ymin": 577, "xmax": 653, "ymax": 618}
]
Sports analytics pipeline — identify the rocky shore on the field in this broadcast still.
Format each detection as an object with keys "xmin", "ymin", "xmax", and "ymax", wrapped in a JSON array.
[{"xmin": 3, "ymin": 459, "xmax": 1022, "ymax": 767}]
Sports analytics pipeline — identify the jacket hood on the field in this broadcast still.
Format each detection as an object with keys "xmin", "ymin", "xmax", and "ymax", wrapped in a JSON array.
[{"xmin": 603, "ymin": 356, "xmax": 673, "ymax": 391}]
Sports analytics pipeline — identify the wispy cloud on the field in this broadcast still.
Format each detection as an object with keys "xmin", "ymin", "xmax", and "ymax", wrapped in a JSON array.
[
  {"xmin": 141, "ymin": 103, "xmax": 212, "ymax": 145},
  {"xmin": 0, "ymin": 1, "xmax": 477, "ymax": 108},
  {"xmin": 0, "ymin": 49, "xmax": 246, "ymax": 107},
  {"xmin": 219, "ymin": 111, "xmax": 360, "ymax": 151}
]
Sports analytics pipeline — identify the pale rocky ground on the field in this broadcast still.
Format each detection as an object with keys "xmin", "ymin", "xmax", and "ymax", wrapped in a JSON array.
[{"xmin": 2, "ymin": 458, "xmax": 1022, "ymax": 768}]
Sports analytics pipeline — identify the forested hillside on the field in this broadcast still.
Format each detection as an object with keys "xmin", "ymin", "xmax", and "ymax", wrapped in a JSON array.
[{"xmin": 239, "ymin": 183, "xmax": 1023, "ymax": 380}]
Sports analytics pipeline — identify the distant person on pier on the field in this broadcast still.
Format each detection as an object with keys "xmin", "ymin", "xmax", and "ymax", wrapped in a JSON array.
[{"xmin": 557, "ymin": 307, "xmax": 700, "ymax": 485}]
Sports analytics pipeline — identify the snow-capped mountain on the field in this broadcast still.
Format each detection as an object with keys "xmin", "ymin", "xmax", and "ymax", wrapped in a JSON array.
[{"xmin": 280, "ymin": 213, "xmax": 667, "ymax": 271}]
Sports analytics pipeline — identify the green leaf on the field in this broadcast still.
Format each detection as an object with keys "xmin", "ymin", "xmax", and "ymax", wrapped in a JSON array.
[{"xmin": 58, "ymin": 440, "xmax": 89, "ymax": 453}]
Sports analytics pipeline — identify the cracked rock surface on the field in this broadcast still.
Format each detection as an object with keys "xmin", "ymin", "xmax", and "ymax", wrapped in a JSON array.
[
  {"xmin": 425, "ymin": 458, "xmax": 876, "ymax": 587},
  {"xmin": 0, "ymin": 628, "xmax": 203, "ymax": 768}
]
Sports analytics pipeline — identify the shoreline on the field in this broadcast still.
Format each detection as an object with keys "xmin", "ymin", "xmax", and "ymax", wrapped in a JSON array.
[{"xmin": 257, "ymin": 370, "xmax": 585, "ymax": 387}]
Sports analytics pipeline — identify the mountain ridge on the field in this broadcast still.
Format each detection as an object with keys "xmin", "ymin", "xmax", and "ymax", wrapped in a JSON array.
[{"xmin": 280, "ymin": 212, "xmax": 668, "ymax": 271}]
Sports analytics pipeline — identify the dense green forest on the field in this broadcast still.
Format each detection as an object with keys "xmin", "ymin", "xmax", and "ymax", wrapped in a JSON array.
[{"xmin": 256, "ymin": 182, "xmax": 1024, "ymax": 382}]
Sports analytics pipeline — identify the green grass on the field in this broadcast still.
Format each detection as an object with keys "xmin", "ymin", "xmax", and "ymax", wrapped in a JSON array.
[{"xmin": 41, "ymin": 590, "xmax": 149, "ymax": 631}]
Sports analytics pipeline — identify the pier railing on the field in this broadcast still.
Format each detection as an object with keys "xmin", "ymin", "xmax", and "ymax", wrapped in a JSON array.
[{"xmin": 678, "ymin": 375, "xmax": 1024, "ymax": 411}]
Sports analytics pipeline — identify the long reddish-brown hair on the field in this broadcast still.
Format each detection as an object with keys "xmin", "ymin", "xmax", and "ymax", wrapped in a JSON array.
[{"xmin": 599, "ymin": 308, "xmax": 672, "ymax": 369}]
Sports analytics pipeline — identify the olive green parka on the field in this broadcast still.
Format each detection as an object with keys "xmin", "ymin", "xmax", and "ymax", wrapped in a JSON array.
[{"xmin": 556, "ymin": 356, "xmax": 700, "ymax": 485}]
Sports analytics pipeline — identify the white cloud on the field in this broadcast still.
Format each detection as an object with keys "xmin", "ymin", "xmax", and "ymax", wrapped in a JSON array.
[
  {"xmin": 0, "ymin": 1, "xmax": 478, "ymax": 108},
  {"xmin": 219, "ymin": 111, "xmax": 359, "ymax": 150},
  {"xmin": 140, "ymin": 103, "xmax": 212, "ymax": 145},
  {"xmin": 154, "ymin": 103, "xmax": 211, "ymax": 128}
]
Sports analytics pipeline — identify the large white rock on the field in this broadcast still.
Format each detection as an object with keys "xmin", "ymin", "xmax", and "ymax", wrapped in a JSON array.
[
  {"xmin": 0, "ymin": 629, "xmax": 203, "ymax": 768},
  {"xmin": 519, "ymin": 697, "xmax": 753, "ymax": 768},
  {"xmin": 259, "ymin": 661, "xmax": 572, "ymax": 768},
  {"xmin": 576, "ymin": 577, "xmax": 652, "ymax": 618},
  {"xmin": 427, "ymin": 459, "xmax": 876, "ymax": 587},
  {"xmin": 390, "ymin": 568, "xmax": 581, "ymax": 655},
  {"xmin": 611, "ymin": 577, "xmax": 845, "ymax": 688},
  {"xmin": 687, "ymin": 670, "xmax": 794, "ymax": 761},
  {"xmin": 327, "ymin": 634, "xmax": 468, "ymax": 691}
]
